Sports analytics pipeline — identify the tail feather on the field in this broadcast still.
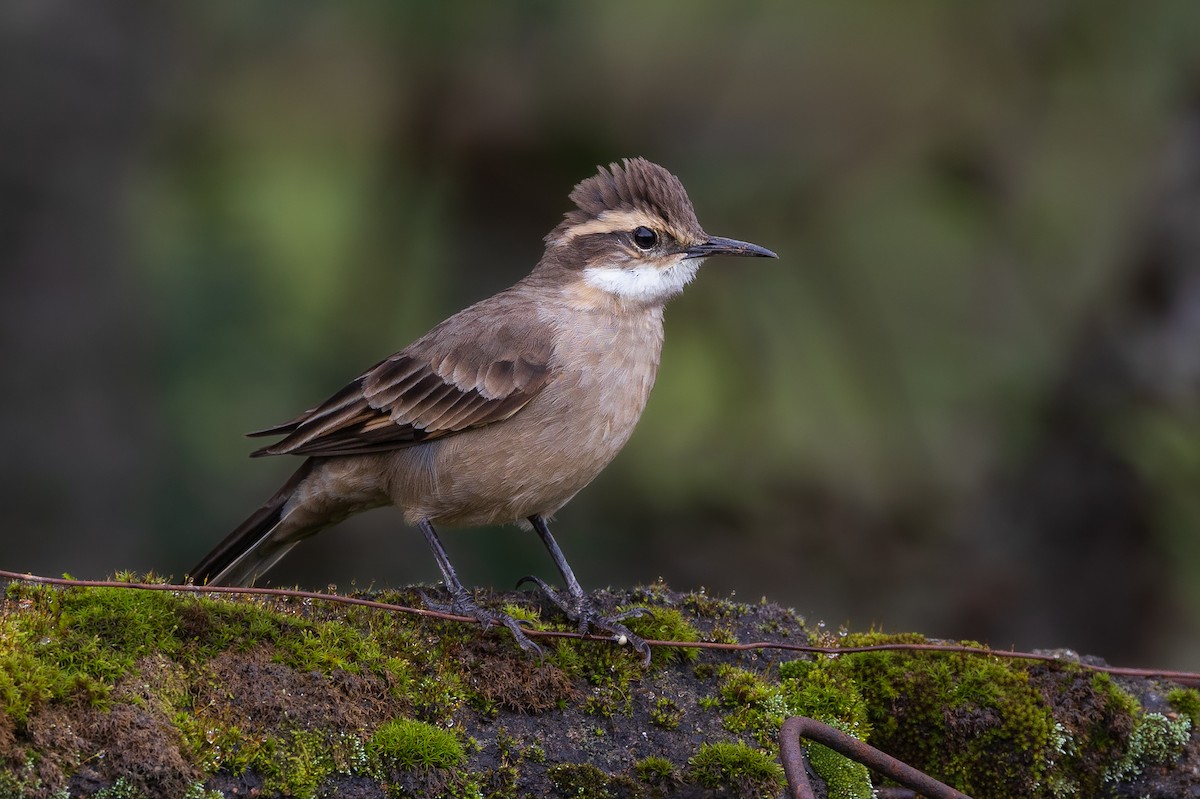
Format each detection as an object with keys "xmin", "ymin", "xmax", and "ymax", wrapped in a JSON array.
[{"xmin": 190, "ymin": 459, "xmax": 315, "ymax": 587}]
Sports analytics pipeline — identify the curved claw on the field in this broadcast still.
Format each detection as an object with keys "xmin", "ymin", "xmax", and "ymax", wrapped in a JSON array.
[
  {"xmin": 418, "ymin": 588, "xmax": 543, "ymax": 657},
  {"xmin": 610, "ymin": 606, "xmax": 651, "ymax": 623},
  {"xmin": 627, "ymin": 634, "xmax": 653, "ymax": 668},
  {"xmin": 516, "ymin": 574, "xmax": 559, "ymax": 597},
  {"xmin": 600, "ymin": 622, "xmax": 652, "ymax": 667},
  {"xmin": 517, "ymin": 575, "xmax": 574, "ymax": 623},
  {"xmin": 493, "ymin": 613, "xmax": 544, "ymax": 658},
  {"xmin": 518, "ymin": 578, "xmax": 654, "ymax": 667}
]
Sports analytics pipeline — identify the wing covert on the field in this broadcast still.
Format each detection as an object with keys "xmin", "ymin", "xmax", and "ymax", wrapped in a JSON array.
[{"xmin": 249, "ymin": 300, "xmax": 555, "ymax": 458}]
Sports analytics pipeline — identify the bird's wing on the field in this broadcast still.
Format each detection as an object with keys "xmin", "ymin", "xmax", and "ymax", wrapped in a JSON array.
[{"xmin": 248, "ymin": 294, "xmax": 555, "ymax": 458}]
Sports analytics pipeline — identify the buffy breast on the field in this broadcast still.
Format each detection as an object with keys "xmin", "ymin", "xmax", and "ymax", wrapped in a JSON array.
[{"xmin": 388, "ymin": 307, "xmax": 665, "ymax": 528}]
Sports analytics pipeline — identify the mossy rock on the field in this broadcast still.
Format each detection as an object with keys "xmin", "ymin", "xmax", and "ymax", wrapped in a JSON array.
[{"xmin": 0, "ymin": 578, "xmax": 1196, "ymax": 798}]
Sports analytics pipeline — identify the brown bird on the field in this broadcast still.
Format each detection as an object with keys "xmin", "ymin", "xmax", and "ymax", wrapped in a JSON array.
[{"xmin": 190, "ymin": 157, "xmax": 776, "ymax": 659}]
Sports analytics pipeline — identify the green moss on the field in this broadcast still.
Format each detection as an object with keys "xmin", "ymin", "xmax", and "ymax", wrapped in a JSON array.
[
  {"xmin": 622, "ymin": 606, "xmax": 701, "ymax": 666},
  {"xmin": 0, "ymin": 582, "xmax": 184, "ymax": 720},
  {"xmin": 1088, "ymin": 672, "xmax": 1140, "ymax": 721},
  {"xmin": 816, "ymin": 633, "xmax": 1159, "ymax": 799},
  {"xmin": 523, "ymin": 741, "xmax": 546, "ymax": 763},
  {"xmin": 547, "ymin": 763, "xmax": 614, "ymax": 798},
  {"xmin": 364, "ymin": 719, "xmax": 482, "ymax": 798},
  {"xmin": 834, "ymin": 634, "xmax": 1056, "ymax": 796},
  {"xmin": 711, "ymin": 653, "xmax": 872, "ymax": 799},
  {"xmin": 685, "ymin": 741, "xmax": 785, "ymax": 799},
  {"xmin": 680, "ymin": 589, "xmax": 745, "ymax": 622},
  {"xmin": 805, "ymin": 743, "xmax": 873, "ymax": 799},
  {"xmin": 650, "ymin": 697, "xmax": 682, "ymax": 730},
  {"xmin": 1168, "ymin": 687, "xmax": 1200, "ymax": 727},
  {"xmin": 549, "ymin": 626, "xmax": 642, "ymax": 718},
  {"xmin": 176, "ymin": 723, "xmax": 368, "ymax": 799},
  {"xmin": 0, "ymin": 579, "xmax": 494, "ymax": 796},
  {"xmin": 1, "ymin": 581, "xmax": 1181, "ymax": 798},
  {"xmin": 481, "ymin": 727, "xmax": 524, "ymax": 799},
  {"xmin": 778, "ymin": 659, "xmax": 873, "ymax": 797},
  {"xmin": 634, "ymin": 755, "xmax": 676, "ymax": 783},
  {"xmin": 718, "ymin": 665, "xmax": 778, "ymax": 707},
  {"xmin": 500, "ymin": 603, "xmax": 543, "ymax": 627},
  {"xmin": 275, "ymin": 618, "xmax": 380, "ymax": 673},
  {"xmin": 0, "ymin": 580, "xmax": 437, "ymax": 723},
  {"xmin": 260, "ymin": 730, "xmax": 335, "ymax": 798},
  {"xmin": 708, "ymin": 658, "xmax": 871, "ymax": 799},
  {"xmin": 704, "ymin": 624, "xmax": 740, "ymax": 644},
  {"xmin": 713, "ymin": 666, "xmax": 788, "ymax": 747},
  {"xmin": 779, "ymin": 660, "xmax": 868, "ymax": 735},
  {"xmin": 367, "ymin": 718, "xmax": 465, "ymax": 770}
]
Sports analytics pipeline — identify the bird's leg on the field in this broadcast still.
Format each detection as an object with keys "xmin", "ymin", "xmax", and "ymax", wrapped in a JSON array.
[
  {"xmin": 520, "ymin": 514, "xmax": 650, "ymax": 664},
  {"xmin": 417, "ymin": 519, "xmax": 541, "ymax": 656}
]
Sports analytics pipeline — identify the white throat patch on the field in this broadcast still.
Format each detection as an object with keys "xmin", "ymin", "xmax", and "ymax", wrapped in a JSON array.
[{"xmin": 582, "ymin": 259, "xmax": 701, "ymax": 304}]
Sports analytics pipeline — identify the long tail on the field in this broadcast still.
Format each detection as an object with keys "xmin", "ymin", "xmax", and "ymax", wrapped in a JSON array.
[{"xmin": 190, "ymin": 459, "xmax": 316, "ymax": 587}]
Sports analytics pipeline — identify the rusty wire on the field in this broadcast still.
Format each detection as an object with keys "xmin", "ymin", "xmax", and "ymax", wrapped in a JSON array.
[
  {"xmin": 780, "ymin": 716, "xmax": 974, "ymax": 799},
  {"xmin": 2, "ymin": 569, "xmax": 1198, "ymax": 686}
]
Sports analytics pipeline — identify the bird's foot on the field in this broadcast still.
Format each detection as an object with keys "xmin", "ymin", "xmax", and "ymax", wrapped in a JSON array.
[
  {"xmin": 420, "ymin": 588, "xmax": 542, "ymax": 657},
  {"xmin": 517, "ymin": 575, "xmax": 652, "ymax": 666}
]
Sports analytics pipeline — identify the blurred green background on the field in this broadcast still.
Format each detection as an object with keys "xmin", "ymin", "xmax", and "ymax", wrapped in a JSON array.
[{"xmin": 4, "ymin": 2, "xmax": 1200, "ymax": 668}]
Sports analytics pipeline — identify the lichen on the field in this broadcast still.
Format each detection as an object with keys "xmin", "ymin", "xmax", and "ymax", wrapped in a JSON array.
[{"xmin": 1104, "ymin": 711, "xmax": 1192, "ymax": 783}]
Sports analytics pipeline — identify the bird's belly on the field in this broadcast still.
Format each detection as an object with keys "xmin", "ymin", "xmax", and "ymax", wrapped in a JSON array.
[{"xmin": 389, "ymin": 346, "xmax": 657, "ymax": 528}]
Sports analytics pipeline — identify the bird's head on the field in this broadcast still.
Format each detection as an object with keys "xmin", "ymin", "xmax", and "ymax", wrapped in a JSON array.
[{"xmin": 541, "ymin": 158, "xmax": 777, "ymax": 307}]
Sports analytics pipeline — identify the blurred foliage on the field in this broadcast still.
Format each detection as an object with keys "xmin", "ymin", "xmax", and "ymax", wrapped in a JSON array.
[{"xmin": 4, "ymin": 1, "xmax": 1200, "ymax": 667}]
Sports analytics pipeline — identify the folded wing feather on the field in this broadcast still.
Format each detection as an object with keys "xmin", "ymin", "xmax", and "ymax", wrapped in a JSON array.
[{"xmin": 247, "ymin": 294, "xmax": 555, "ymax": 458}]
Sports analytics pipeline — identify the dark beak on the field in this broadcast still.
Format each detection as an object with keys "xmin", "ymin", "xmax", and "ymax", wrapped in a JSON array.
[{"xmin": 683, "ymin": 235, "xmax": 778, "ymax": 260}]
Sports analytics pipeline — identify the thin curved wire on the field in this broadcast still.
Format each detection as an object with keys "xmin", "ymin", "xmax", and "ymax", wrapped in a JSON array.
[{"xmin": 2, "ymin": 569, "xmax": 1197, "ymax": 686}]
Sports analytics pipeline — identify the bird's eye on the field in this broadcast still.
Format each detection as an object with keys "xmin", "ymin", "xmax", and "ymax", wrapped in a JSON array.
[{"xmin": 632, "ymin": 226, "xmax": 658, "ymax": 250}]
